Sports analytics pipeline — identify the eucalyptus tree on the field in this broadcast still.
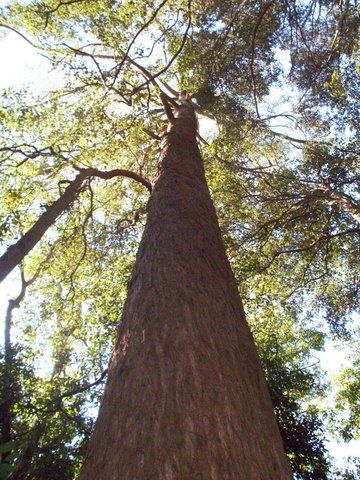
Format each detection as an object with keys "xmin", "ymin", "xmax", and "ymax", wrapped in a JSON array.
[{"xmin": 0, "ymin": 0, "xmax": 359, "ymax": 478}]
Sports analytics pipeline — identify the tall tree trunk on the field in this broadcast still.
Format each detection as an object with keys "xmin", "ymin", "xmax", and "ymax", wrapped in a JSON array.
[{"xmin": 80, "ymin": 98, "xmax": 292, "ymax": 479}]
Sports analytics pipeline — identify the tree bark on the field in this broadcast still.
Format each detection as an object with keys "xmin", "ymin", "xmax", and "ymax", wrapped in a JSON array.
[{"xmin": 80, "ymin": 98, "xmax": 292, "ymax": 479}]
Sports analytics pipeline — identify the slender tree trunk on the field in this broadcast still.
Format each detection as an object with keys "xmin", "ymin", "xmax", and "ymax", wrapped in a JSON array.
[
  {"xmin": 1, "ymin": 303, "xmax": 15, "ymax": 451},
  {"xmin": 80, "ymin": 98, "xmax": 292, "ymax": 479},
  {"xmin": 0, "ymin": 171, "xmax": 87, "ymax": 284},
  {"xmin": 0, "ymin": 285, "xmax": 26, "ymax": 463},
  {"xmin": 0, "ymin": 167, "xmax": 151, "ymax": 285}
]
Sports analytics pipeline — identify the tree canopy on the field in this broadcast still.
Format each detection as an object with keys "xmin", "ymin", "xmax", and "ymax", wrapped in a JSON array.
[{"xmin": 0, "ymin": 0, "xmax": 359, "ymax": 478}]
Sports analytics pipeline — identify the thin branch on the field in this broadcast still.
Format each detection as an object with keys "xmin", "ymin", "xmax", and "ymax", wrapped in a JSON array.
[
  {"xmin": 59, "ymin": 369, "xmax": 108, "ymax": 400},
  {"xmin": 131, "ymin": 0, "xmax": 192, "ymax": 95},
  {"xmin": 249, "ymin": 0, "xmax": 275, "ymax": 118},
  {"xmin": 263, "ymin": 127, "xmax": 360, "ymax": 154},
  {"xmin": 111, "ymin": 0, "xmax": 169, "ymax": 87},
  {"xmin": 0, "ymin": 23, "xmax": 39, "ymax": 49},
  {"xmin": 82, "ymin": 167, "xmax": 152, "ymax": 192},
  {"xmin": 258, "ymin": 227, "xmax": 360, "ymax": 273},
  {"xmin": 44, "ymin": 0, "xmax": 90, "ymax": 28},
  {"xmin": 159, "ymin": 92, "xmax": 176, "ymax": 124},
  {"xmin": 143, "ymin": 128, "xmax": 161, "ymax": 140}
]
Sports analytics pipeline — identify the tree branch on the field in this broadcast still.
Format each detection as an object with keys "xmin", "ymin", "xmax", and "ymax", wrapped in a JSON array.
[{"xmin": 249, "ymin": 0, "xmax": 275, "ymax": 118}]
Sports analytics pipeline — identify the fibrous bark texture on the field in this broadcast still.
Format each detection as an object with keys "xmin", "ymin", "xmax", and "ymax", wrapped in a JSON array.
[{"xmin": 80, "ymin": 98, "xmax": 292, "ymax": 479}]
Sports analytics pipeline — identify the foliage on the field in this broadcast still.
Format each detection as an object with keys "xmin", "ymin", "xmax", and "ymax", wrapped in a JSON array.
[
  {"xmin": 330, "ymin": 329, "xmax": 360, "ymax": 442},
  {"xmin": 0, "ymin": 0, "xmax": 359, "ymax": 477}
]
